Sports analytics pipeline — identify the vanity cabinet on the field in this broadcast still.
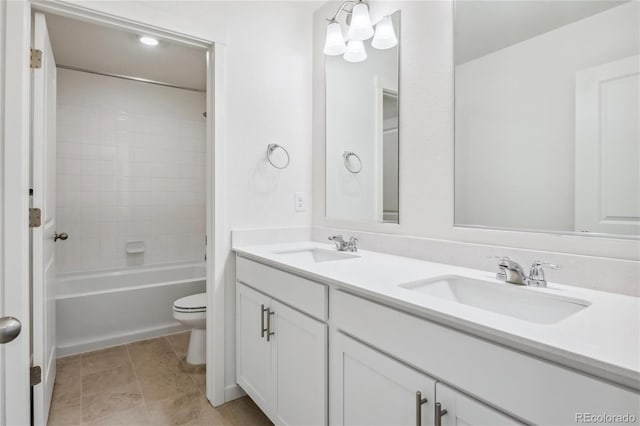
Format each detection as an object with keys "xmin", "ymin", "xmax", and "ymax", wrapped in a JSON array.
[
  {"xmin": 331, "ymin": 332, "xmax": 436, "ymax": 425},
  {"xmin": 236, "ymin": 273, "xmax": 327, "ymax": 425},
  {"xmin": 435, "ymin": 383, "xmax": 520, "ymax": 426}
]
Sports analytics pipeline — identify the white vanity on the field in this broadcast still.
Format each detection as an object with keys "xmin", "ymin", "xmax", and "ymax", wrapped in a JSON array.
[{"xmin": 234, "ymin": 242, "xmax": 639, "ymax": 426}]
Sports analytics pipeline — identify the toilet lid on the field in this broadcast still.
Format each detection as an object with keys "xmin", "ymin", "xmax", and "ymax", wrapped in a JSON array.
[{"xmin": 173, "ymin": 292, "xmax": 207, "ymax": 311}]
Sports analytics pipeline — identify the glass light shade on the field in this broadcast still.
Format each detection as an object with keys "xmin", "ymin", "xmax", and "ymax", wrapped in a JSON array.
[
  {"xmin": 371, "ymin": 16, "xmax": 397, "ymax": 50},
  {"xmin": 323, "ymin": 22, "xmax": 346, "ymax": 55},
  {"xmin": 343, "ymin": 39, "xmax": 367, "ymax": 63},
  {"xmin": 347, "ymin": 3, "xmax": 374, "ymax": 41}
]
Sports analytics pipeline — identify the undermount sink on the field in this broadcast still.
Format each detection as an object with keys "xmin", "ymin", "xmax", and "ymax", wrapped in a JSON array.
[
  {"xmin": 273, "ymin": 247, "xmax": 359, "ymax": 263},
  {"xmin": 400, "ymin": 275, "xmax": 590, "ymax": 324}
]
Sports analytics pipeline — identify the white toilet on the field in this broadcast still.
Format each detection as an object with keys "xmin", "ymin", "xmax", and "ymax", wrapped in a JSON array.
[{"xmin": 173, "ymin": 292, "xmax": 207, "ymax": 365}]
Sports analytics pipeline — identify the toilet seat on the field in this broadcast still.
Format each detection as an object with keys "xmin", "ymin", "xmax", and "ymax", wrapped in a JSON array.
[{"xmin": 173, "ymin": 292, "xmax": 207, "ymax": 313}]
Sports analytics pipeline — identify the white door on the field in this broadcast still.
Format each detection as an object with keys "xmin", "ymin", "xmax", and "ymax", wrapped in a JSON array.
[
  {"xmin": 435, "ymin": 383, "xmax": 521, "ymax": 426},
  {"xmin": 575, "ymin": 55, "xmax": 640, "ymax": 235},
  {"xmin": 236, "ymin": 283, "xmax": 272, "ymax": 416},
  {"xmin": 271, "ymin": 300, "xmax": 327, "ymax": 426},
  {"xmin": 331, "ymin": 332, "xmax": 436, "ymax": 426},
  {"xmin": 31, "ymin": 12, "xmax": 58, "ymax": 426}
]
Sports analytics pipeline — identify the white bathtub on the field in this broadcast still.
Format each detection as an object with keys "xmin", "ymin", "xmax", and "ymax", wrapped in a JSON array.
[{"xmin": 56, "ymin": 262, "xmax": 206, "ymax": 356}]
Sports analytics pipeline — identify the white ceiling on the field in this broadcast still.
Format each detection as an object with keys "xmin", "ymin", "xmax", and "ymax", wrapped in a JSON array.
[
  {"xmin": 455, "ymin": 0, "xmax": 629, "ymax": 64},
  {"xmin": 45, "ymin": 13, "xmax": 206, "ymax": 91}
]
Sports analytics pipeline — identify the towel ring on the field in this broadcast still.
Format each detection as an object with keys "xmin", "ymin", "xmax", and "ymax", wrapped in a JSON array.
[
  {"xmin": 267, "ymin": 144, "xmax": 290, "ymax": 169},
  {"xmin": 343, "ymin": 151, "xmax": 362, "ymax": 174}
]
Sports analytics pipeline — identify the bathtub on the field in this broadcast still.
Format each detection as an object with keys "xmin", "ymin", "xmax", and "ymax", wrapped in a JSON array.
[{"xmin": 56, "ymin": 262, "xmax": 206, "ymax": 356}]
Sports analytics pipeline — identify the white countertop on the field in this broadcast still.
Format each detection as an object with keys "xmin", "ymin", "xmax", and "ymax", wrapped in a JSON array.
[{"xmin": 234, "ymin": 241, "xmax": 640, "ymax": 390}]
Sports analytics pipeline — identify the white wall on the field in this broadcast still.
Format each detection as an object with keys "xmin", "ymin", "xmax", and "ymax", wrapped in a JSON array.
[
  {"xmin": 313, "ymin": 0, "xmax": 639, "ymax": 261},
  {"xmin": 455, "ymin": 2, "xmax": 639, "ymax": 232},
  {"xmin": 325, "ymin": 19, "xmax": 398, "ymax": 222},
  {"xmin": 56, "ymin": 69, "xmax": 206, "ymax": 273},
  {"xmin": 56, "ymin": 0, "xmax": 314, "ymax": 398}
]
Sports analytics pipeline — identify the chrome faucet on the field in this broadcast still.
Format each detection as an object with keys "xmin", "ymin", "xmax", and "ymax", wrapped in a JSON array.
[
  {"xmin": 328, "ymin": 235, "xmax": 358, "ymax": 252},
  {"xmin": 496, "ymin": 257, "xmax": 559, "ymax": 287}
]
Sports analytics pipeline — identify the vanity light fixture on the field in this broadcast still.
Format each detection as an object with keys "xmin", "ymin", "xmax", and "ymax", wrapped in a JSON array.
[
  {"xmin": 371, "ymin": 15, "xmax": 398, "ymax": 50},
  {"xmin": 323, "ymin": 1, "xmax": 397, "ymax": 63},
  {"xmin": 343, "ymin": 39, "xmax": 367, "ymax": 63},
  {"xmin": 139, "ymin": 36, "xmax": 159, "ymax": 46}
]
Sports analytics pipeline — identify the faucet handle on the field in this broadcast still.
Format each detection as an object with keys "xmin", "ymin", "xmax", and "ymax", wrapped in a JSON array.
[{"xmin": 528, "ymin": 261, "xmax": 560, "ymax": 286}]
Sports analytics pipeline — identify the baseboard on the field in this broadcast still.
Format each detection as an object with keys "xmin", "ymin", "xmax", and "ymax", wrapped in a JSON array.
[
  {"xmin": 224, "ymin": 384, "xmax": 246, "ymax": 403},
  {"xmin": 56, "ymin": 323, "xmax": 188, "ymax": 357}
]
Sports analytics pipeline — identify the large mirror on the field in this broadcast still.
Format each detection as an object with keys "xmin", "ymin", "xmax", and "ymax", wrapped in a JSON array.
[
  {"xmin": 325, "ymin": 11, "xmax": 400, "ymax": 224},
  {"xmin": 454, "ymin": 1, "xmax": 639, "ymax": 238}
]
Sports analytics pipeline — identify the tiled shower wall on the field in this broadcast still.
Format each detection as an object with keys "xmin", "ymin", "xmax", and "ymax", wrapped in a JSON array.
[{"xmin": 56, "ymin": 69, "xmax": 206, "ymax": 274}]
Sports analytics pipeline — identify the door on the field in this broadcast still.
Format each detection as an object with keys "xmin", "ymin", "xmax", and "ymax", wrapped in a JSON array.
[
  {"xmin": 331, "ymin": 332, "xmax": 436, "ymax": 426},
  {"xmin": 236, "ymin": 283, "xmax": 272, "ymax": 415},
  {"xmin": 435, "ymin": 383, "xmax": 522, "ymax": 426},
  {"xmin": 575, "ymin": 55, "xmax": 640, "ymax": 235},
  {"xmin": 31, "ymin": 11, "xmax": 58, "ymax": 425},
  {"xmin": 270, "ymin": 300, "xmax": 327, "ymax": 426}
]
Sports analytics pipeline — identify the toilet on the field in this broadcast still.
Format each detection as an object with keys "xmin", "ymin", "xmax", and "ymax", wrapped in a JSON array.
[{"xmin": 173, "ymin": 292, "xmax": 207, "ymax": 365}]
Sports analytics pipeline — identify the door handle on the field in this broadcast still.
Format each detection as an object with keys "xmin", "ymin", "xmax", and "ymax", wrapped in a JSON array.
[
  {"xmin": 54, "ymin": 232, "xmax": 68, "ymax": 242},
  {"xmin": 266, "ymin": 308, "xmax": 275, "ymax": 342},
  {"xmin": 415, "ymin": 391, "xmax": 428, "ymax": 426},
  {"xmin": 261, "ymin": 304, "xmax": 268, "ymax": 338},
  {"xmin": 435, "ymin": 402, "xmax": 448, "ymax": 426},
  {"xmin": 0, "ymin": 316, "xmax": 21, "ymax": 344}
]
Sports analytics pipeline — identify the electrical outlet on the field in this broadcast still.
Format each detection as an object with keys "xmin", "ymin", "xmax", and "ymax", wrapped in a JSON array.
[{"xmin": 295, "ymin": 192, "xmax": 305, "ymax": 212}]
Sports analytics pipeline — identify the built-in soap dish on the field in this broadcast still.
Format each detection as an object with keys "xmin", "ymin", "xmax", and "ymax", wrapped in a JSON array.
[{"xmin": 126, "ymin": 241, "xmax": 145, "ymax": 254}]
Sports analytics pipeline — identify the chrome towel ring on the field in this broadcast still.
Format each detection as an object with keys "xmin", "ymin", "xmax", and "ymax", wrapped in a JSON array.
[
  {"xmin": 343, "ymin": 151, "xmax": 362, "ymax": 174},
  {"xmin": 267, "ymin": 144, "xmax": 290, "ymax": 169}
]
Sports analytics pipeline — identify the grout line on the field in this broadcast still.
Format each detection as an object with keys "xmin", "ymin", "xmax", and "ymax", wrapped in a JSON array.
[
  {"xmin": 124, "ymin": 342, "xmax": 151, "ymax": 422},
  {"xmin": 165, "ymin": 333, "xmax": 206, "ymax": 397}
]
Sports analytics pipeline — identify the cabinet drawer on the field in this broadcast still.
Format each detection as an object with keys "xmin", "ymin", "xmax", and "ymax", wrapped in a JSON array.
[
  {"xmin": 236, "ymin": 256, "xmax": 328, "ymax": 320},
  {"xmin": 334, "ymin": 290, "xmax": 639, "ymax": 425}
]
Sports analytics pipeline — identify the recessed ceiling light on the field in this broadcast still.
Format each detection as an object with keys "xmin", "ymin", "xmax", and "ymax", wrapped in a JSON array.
[{"xmin": 139, "ymin": 36, "xmax": 159, "ymax": 46}]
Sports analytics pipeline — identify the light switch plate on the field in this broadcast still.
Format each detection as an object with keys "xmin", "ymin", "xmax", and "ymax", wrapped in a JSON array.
[{"xmin": 295, "ymin": 192, "xmax": 305, "ymax": 212}]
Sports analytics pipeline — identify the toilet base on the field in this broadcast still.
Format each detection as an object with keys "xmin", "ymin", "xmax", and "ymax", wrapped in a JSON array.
[{"xmin": 186, "ymin": 328, "xmax": 206, "ymax": 365}]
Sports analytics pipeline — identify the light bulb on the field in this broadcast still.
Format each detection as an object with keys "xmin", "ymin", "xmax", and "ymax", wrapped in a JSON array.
[
  {"xmin": 347, "ymin": 2, "xmax": 374, "ymax": 41},
  {"xmin": 139, "ymin": 36, "xmax": 159, "ymax": 46},
  {"xmin": 371, "ymin": 16, "xmax": 398, "ymax": 50},
  {"xmin": 343, "ymin": 39, "xmax": 367, "ymax": 63},
  {"xmin": 323, "ymin": 21, "xmax": 346, "ymax": 56}
]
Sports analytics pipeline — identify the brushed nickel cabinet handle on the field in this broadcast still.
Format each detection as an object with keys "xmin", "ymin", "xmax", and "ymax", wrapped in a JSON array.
[
  {"xmin": 261, "ymin": 304, "xmax": 268, "ymax": 338},
  {"xmin": 415, "ymin": 391, "xmax": 428, "ymax": 426},
  {"xmin": 435, "ymin": 402, "xmax": 448, "ymax": 426},
  {"xmin": 266, "ymin": 308, "xmax": 275, "ymax": 342}
]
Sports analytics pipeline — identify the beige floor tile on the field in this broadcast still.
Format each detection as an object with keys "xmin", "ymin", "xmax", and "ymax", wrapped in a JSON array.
[
  {"xmin": 82, "ymin": 381, "xmax": 144, "ymax": 423},
  {"xmin": 190, "ymin": 372, "xmax": 206, "ymax": 395},
  {"xmin": 138, "ymin": 370, "xmax": 198, "ymax": 401},
  {"xmin": 82, "ymin": 346, "xmax": 131, "ymax": 376},
  {"xmin": 166, "ymin": 332, "xmax": 190, "ymax": 358},
  {"xmin": 133, "ymin": 352, "xmax": 184, "ymax": 379},
  {"xmin": 82, "ymin": 363, "xmax": 138, "ymax": 396},
  {"xmin": 145, "ymin": 390, "xmax": 203, "ymax": 426},
  {"xmin": 225, "ymin": 397, "xmax": 273, "ymax": 426},
  {"xmin": 83, "ymin": 403, "xmax": 150, "ymax": 426},
  {"xmin": 128, "ymin": 337, "xmax": 175, "ymax": 362},
  {"xmin": 47, "ymin": 399, "xmax": 82, "ymax": 426}
]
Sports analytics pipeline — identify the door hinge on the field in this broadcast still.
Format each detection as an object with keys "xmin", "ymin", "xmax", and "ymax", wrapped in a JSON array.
[
  {"xmin": 30, "ymin": 366, "xmax": 42, "ymax": 386},
  {"xmin": 30, "ymin": 49, "xmax": 42, "ymax": 69},
  {"xmin": 29, "ymin": 208, "xmax": 41, "ymax": 228}
]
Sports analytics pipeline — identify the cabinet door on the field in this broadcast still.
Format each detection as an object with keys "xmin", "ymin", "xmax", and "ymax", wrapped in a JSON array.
[
  {"xmin": 271, "ymin": 300, "xmax": 327, "ymax": 426},
  {"xmin": 435, "ymin": 383, "xmax": 522, "ymax": 426},
  {"xmin": 236, "ymin": 283, "xmax": 272, "ymax": 415},
  {"xmin": 331, "ymin": 332, "xmax": 436, "ymax": 426}
]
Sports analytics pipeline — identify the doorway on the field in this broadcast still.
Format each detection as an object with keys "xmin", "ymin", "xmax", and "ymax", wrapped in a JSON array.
[{"xmin": 0, "ymin": 2, "xmax": 225, "ymax": 423}]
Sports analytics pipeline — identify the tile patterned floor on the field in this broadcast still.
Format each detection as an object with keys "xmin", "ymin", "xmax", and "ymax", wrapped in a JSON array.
[{"xmin": 48, "ymin": 332, "xmax": 273, "ymax": 426}]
